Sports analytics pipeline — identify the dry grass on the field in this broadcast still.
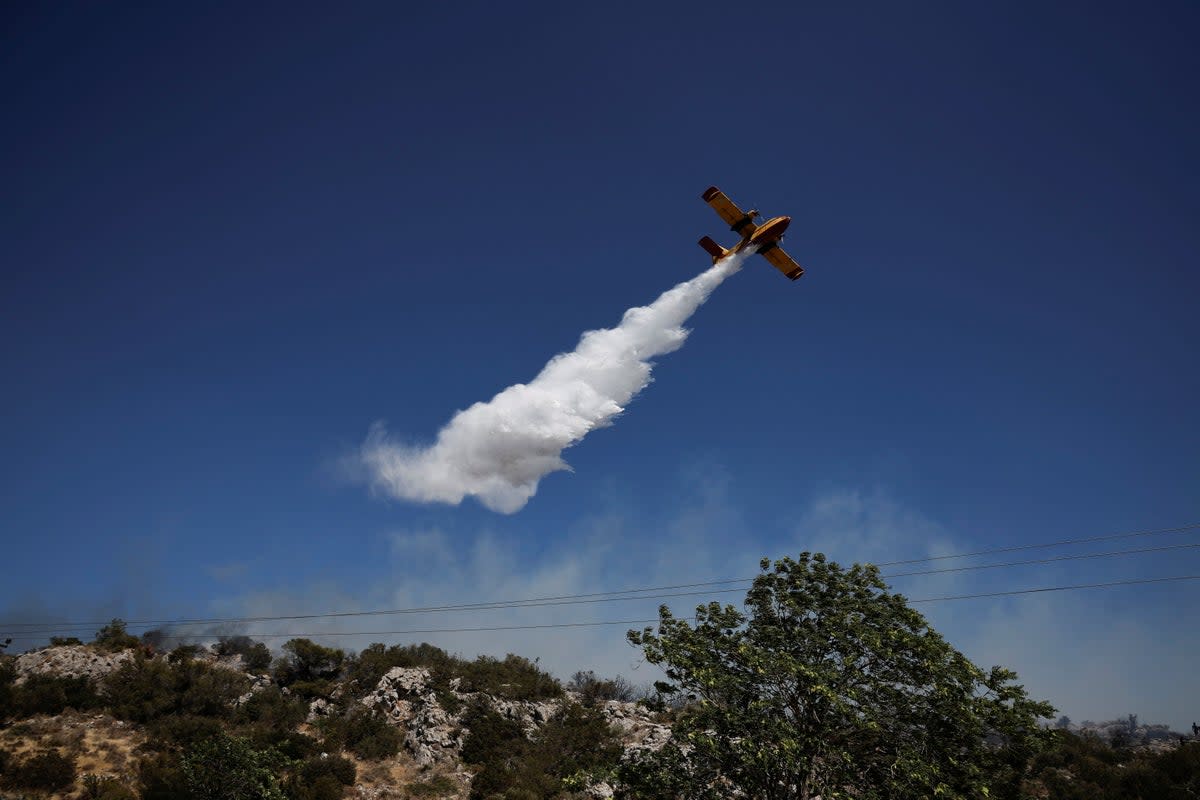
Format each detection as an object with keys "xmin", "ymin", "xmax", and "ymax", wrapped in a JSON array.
[
  {"xmin": 0, "ymin": 711, "xmax": 144, "ymax": 798},
  {"xmin": 347, "ymin": 751, "xmax": 420, "ymax": 798}
]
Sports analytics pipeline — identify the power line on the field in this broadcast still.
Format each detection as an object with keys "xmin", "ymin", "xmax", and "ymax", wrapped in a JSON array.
[
  {"xmin": 885, "ymin": 541, "xmax": 1200, "ymax": 578},
  {"xmin": 869, "ymin": 522, "xmax": 1200, "ymax": 566},
  {"xmin": 2, "ymin": 523, "xmax": 1197, "ymax": 635},
  {"xmin": 5, "ymin": 574, "xmax": 1196, "ymax": 642},
  {"xmin": 6, "ymin": 539, "xmax": 1199, "ymax": 637},
  {"xmin": 907, "ymin": 574, "xmax": 1200, "ymax": 603}
]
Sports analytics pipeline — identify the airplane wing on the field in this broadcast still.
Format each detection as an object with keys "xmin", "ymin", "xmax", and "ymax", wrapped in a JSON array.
[
  {"xmin": 758, "ymin": 243, "xmax": 804, "ymax": 281},
  {"xmin": 702, "ymin": 186, "xmax": 757, "ymax": 237}
]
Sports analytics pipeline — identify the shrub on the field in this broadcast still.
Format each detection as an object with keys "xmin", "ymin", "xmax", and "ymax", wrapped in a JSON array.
[
  {"xmin": 318, "ymin": 707, "xmax": 400, "ymax": 761},
  {"xmin": 246, "ymin": 728, "xmax": 319, "ymax": 762},
  {"xmin": 146, "ymin": 714, "xmax": 226, "ymax": 749},
  {"xmin": 93, "ymin": 619, "xmax": 141, "ymax": 652},
  {"xmin": 287, "ymin": 774, "xmax": 343, "ymax": 800},
  {"xmin": 275, "ymin": 640, "xmax": 344, "ymax": 688},
  {"xmin": 301, "ymin": 754, "xmax": 355, "ymax": 786},
  {"xmin": 49, "ymin": 636, "xmax": 84, "ymax": 646},
  {"xmin": 531, "ymin": 701, "xmax": 622, "ymax": 777},
  {"xmin": 288, "ymin": 754, "xmax": 356, "ymax": 798},
  {"xmin": 405, "ymin": 774, "xmax": 458, "ymax": 797},
  {"xmin": 344, "ymin": 642, "xmax": 454, "ymax": 697},
  {"xmin": 235, "ymin": 686, "xmax": 308, "ymax": 730},
  {"xmin": 169, "ymin": 644, "xmax": 203, "ymax": 662},
  {"xmin": 567, "ymin": 670, "xmax": 637, "ymax": 706},
  {"xmin": 462, "ymin": 699, "xmax": 631, "ymax": 799},
  {"xmin": 0, "ymin": 660, "xmax": 16, "ymax": 718},
  {"xmin": 180, "ymin": 732, "xmax": 286, "ymax": 800},
  {"xmin": 104, "ymin": 657, "xmax": 176, "ymax": 722},
  {"xmin": 82, "ymin": 774, "xmax": 139, "ymax": 800},
  {"xmin": 455, "ymin": 654, "xmax": 561, "ymax": 701},
  {"xmin": 140, "ymin": 628, "xmax": 169, "ymax": 651},
  {"xmin": 136, "ymin": 752, "xmax": 189, "ymax": 800},
  {"xmin": 5, "ymin": 749, "xmax": 77, "ymax": 792},
  {"xmin": 10, "ymin": 673, "xmax": 101, "ymax": 717},
  {"xmin": 460, "ymin": 700, "xmax": 526, "ymax": 767},
  {"xmin": 285, "ymin": 679, "xmax": 335, "ymax": 700},
  {"xmin": 215, "ymin": 636, "xmax": 273, "ymax": 673},
  {"xmin": 104, "ymin": 654, "xmax": 249, "ymax": 724}
]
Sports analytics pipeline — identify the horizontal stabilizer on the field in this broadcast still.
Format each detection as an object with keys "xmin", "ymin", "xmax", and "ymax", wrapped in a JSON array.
[{"xmin": 698, "ymin": 235, "xmax": 729, "ymax": 263}]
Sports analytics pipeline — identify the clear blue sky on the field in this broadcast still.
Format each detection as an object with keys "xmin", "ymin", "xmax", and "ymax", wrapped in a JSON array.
[{"xmin": 3, "ymin": 2, "xmax": 1198, "ymax": 728}]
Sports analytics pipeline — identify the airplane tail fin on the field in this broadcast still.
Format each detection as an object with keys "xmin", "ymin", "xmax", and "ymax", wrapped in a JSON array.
[{"xmin": 698, "ymin": 235, "xmax": 728, "ymax": 263}]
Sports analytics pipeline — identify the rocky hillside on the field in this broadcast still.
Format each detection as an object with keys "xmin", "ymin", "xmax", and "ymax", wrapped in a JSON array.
[
  {"xmin": 0, "ymin": 634, "xmax": 675, "ymax": 800},
  {"xmin": 3, "ymin": 633, "xmax": 1196, "ymax": 799}
]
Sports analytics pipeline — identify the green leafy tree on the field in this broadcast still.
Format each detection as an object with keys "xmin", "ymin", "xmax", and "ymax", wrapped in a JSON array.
[
  {"xmin": 180, "ymin": 732, "xmax": 285, "ymax": 800},
  {"xmin": 94, "ymin": 619, "xmax": 141, "ymax": 652},
  {"xmin": 622, "ymin": 553, "xmax": 1055, "ymax": 800}
]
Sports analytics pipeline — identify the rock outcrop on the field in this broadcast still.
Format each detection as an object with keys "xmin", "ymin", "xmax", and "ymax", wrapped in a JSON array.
[
  {"xmin": 362, "ymin": 667, "xmax": 464, "ymax": 765},
  {"xmin": 13, "ymin": 645, "xmax": 136, "ymax": 685},
  {"xmin": 361, "ymin": 666, "xmax": 673, "ymax": 767}
]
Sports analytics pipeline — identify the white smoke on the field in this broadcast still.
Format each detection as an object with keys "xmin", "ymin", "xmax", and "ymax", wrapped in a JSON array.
[{"xmin": 361, "ymin": 251, "xmax": 751, "ymax": 513}]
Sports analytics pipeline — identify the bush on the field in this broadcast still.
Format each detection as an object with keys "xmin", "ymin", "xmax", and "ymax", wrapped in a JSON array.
[
  {"xmin": 180, "ymin": 732, "xmax": 286, "ymax": 800},
  {"xmin": 0, "ymin": 660, "xmax": 16, "ymax": 718},
  {"xmin": 104, "ymin": 654, "xmax": 249, "ymax": 724},
  {"xmin": 469, "ymin": 702, "xmax": 621, "ymax": 799},
  {"xmin": 296, "ymin": 754, "xmax": 355, "ymax": 786},
  {"xmin": 82, "ymin": 774, "xmax": 139, "ymax": 799},
  {"xmin": 285, "ymin": 679, "xmax": 335, "ymax": 700},
  {"xmin": 455, "ymin": 654, "xmax": 561, "ymax": 701},
  {"xmin": 235, "ymin": 686, "xmax": 308, "ymax": 730},
  {"xmin": 405, "ymin": 774, "xmax": 458, "ymax": 797},
  {"xmin": 4, "ymin": 749, "xmax": 77, "ymax": 792},
  {"xmin": 246, "ymin": 728, "xmax": 319, "ymax": 762},
  {"xmin": 318, "ymin": 707, "xmax": 400, "ymax": 760},
  {"xmin": 136, "ymin": 752, "xmax": 189, "ymax": 800},
  {"xmin": 146, "ymin": 714, "xmax": 226, "ymax": 750},
  {"xmin": 50, "ymin": 636, "xmax": 84, "ymax": 646},
  {"xmin": 1026, "ymin": 733, "xmax": 1200, "ymax": 799},
  {"xmin": 93, "ymin": 619, "xmax": 141, "ymax": 652},
  {"xmin": 282, "ymin": 754, "xmax": 356, "ymax": 800},
  {"xmin": 567, "ymin": 670, "xmax": 637, "ymax": 706},
  {"xmin": 169, "ymin": 644, "xmax": 204, "ymax": 662},
  {"xmin": 344, "ymin": 642, "xmax": 454, "ymax": 697},
  {"xmin": 215, "ymin": 636, "xmax": 273, "ymax": 673},
  {"xmin": 10, "ymin": 673, "xmax": 101, "ymax": 717},
  {"xmin": 531, "ymin": 701, "xmax": 622, "ymax": 778},
  {"xmin": 287, "ymin": 774, "xmax": 343, "ymax": 800},
  {"xmin": 460, "ymin": 700, "xmax": 526, "ymax": 767},
  {"xmin": 275, "ymin": 640, "xmax": 344, "ymax": 688},
  {"xmin": 141, "ymin": 628, "xmax": 169, "ymax": 651}
]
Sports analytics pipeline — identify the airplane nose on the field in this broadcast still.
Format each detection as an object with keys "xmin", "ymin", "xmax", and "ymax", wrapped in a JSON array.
[{"xmin": 778, "ymin": 216, "xmax": 791, "ymax": 233}]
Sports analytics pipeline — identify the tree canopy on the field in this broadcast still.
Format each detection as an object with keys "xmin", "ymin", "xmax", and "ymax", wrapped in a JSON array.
[{"xmin": 623, "ymin": 552, "xmax": 1055, "ymax": 800}]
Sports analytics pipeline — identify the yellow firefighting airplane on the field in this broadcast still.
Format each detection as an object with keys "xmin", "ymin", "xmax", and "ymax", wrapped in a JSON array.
[{"xmin": 698, "ymin": 186, "xmax": 804, "ymax": 280}]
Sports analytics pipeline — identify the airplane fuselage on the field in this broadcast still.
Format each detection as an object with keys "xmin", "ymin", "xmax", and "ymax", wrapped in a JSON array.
[{"xmin": 734, "ymin": 215, "xmax": 790, "ymax": 253}]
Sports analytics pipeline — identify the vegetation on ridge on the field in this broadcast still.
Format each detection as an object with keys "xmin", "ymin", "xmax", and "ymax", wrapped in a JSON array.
[{"xmin": 1, "ymin": 552, "xmax": 1197, "ymax": 798}]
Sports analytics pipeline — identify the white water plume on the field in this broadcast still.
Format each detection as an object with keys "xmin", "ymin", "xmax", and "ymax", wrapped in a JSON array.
[{"xmin": 361, "ymin": 251, "xmax": 750, "ymax": 513}]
